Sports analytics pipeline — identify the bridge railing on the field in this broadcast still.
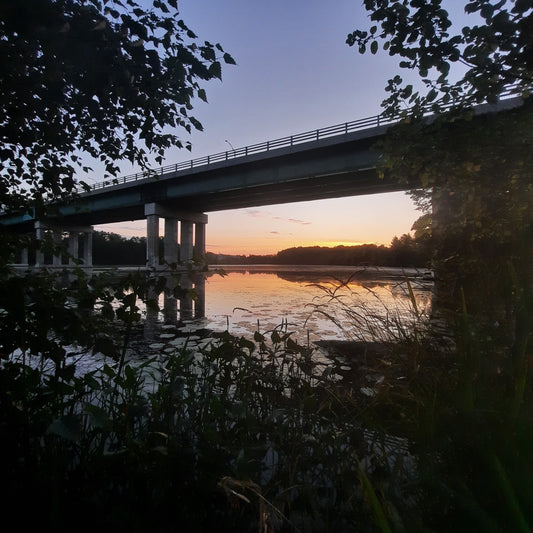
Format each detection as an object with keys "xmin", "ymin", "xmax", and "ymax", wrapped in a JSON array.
[
  {"xmin": 80, "ymin": 84, "xmax": 524, "ymax": 193},
  {"xmin": 80, "ymin": 112, "xmax": 396, "ymax": 192}
]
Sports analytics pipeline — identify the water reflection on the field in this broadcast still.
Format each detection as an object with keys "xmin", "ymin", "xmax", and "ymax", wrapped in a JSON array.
[
  {"xmin": 139, "ymin": 265, "xmax": 432, "ymax": 343},
  {"xmin": 144, "ymin": 271, "xmax": 206, "ymax": 340},
  {"xmin": 200, "ymin": 266, "xmax": 432, "ymax": 343}
]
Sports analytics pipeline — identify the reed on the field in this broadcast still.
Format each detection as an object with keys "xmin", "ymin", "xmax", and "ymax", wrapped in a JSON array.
[{"xmin": 1, "ymin": 266, "xmax": 530, "ymax": 531}]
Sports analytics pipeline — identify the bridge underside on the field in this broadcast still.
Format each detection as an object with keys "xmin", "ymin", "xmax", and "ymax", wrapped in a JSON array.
[
  {"xmin": 5, "ymin": 131, "xmax": 400, "ymax": 231},
  {"xmin": 0, "ymin": 96, "xmax": 521, "ymax": 232},
  {"xmin": 53, "ymin": 168, "xmax": 400, "ymax": 229},
  {"xmin": 1, "ymin": 129, "xmax": 402, "ymax": 282}
]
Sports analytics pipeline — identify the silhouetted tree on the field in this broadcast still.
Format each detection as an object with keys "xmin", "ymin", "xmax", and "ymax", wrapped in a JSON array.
[
  {"xmin": 92, "ymin": 231, "xmax": 146, "ymax": 265},
  {"xmin": 0, "ymin": 0, "xmax": 234, "ymax": 216}
]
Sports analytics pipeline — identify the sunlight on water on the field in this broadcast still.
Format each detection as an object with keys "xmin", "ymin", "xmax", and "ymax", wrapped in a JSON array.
[{"xmin": 153, "ymin": 266, "xmax": 433, "ymax": 344}]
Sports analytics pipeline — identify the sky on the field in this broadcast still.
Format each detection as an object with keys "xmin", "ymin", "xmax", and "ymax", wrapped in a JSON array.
[{"xmin": 94, "ymin": 0, "xmax": 426, "ymax": 255}]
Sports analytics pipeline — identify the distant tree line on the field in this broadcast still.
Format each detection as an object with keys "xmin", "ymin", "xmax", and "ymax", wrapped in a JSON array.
[
  {"xmin": 93, "ymin": 231, "xmax": 146, "ymax": 265},
  {"xmin": 93, "ymin": 230, "xmax": 431, "ymax": 267},
  {"xmin": 209, "ymin": 233, "xmax": 431, "ymax": 268}
]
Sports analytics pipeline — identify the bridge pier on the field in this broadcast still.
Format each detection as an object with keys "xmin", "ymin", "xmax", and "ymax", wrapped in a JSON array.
[
  {"xmin": 144, "ymin": 203, "xmax": 208, "ymax": 269},
  {"xmin": 180, "ymin": 220, "xmax": 194, "ymax": 263},
  {"xmin": 164, "ymin": 218, "xmax": 178, "ymax": 265},
  {"xmin": 32, "ymin": 221, "xmax": 93, "ymax": 268}
]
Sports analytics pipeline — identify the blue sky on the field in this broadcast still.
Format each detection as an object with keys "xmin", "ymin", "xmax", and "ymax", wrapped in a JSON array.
[{"xmin": 96, "ymin": 0, "xmax": 427, "ymax": 254}]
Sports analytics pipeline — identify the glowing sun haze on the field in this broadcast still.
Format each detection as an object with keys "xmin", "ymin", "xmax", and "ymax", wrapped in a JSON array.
[{"xmin": 92, "ymin": 0, "xmax": 427, "ymax": 255}]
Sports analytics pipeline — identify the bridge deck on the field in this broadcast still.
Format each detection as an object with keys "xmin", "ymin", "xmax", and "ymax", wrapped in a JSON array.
[{"xmin": 0, "ymin": 93, "xmax": 523, "ymax": 230}]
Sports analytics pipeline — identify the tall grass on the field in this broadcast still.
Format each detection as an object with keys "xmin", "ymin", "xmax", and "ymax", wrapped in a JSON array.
[
  {"xmin": 1, "ymin": 308, "xmax": 397, "ymax": 532},
  {"xmin": 1, "ymin": 266, "xmax": 530, "ymax": 531},
  {"xmin": 306, "ymin": 271, "xmax": 532, "ymax": 532}
]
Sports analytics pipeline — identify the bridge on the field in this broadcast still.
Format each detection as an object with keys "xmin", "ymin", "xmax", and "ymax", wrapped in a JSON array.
[{"xmin": 0, "ymin": 93, "xmax": 523, "ymax": 272}]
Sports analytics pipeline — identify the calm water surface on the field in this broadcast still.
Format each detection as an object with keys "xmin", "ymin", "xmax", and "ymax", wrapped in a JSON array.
[
  {"xmin": 17, "ymin": 265, "xmax": 433, "ymax": 377},
  {"xmin": 162, "ymin": 265, "xmax": 433, "ymax": 344}
]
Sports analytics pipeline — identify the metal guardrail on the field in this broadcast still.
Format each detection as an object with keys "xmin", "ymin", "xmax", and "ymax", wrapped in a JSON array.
[
  {"xmin": 79, "ymin": 84, "xmax": 524, "ymax": 193},
  {"xmin": 80, "ymin": 113, "xmax": 394, "ymax": 193}
]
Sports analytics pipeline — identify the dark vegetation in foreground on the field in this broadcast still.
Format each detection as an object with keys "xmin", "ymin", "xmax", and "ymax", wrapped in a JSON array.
[
  {"xmin": 1, "ymin": 268, "xmax": 531, "ymax": 532},
  {"xmin": 1, "ymin": 0, "xmax": 532, "ymax": 531}
]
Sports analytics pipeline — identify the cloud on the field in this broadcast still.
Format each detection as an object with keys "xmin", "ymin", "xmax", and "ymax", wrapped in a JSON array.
[
  {"xmin": 270, "ymin": 231, "xmax": 280, "ymax": 234},
  {"xmin": 245, "ymin": 209, "xmax": 312, "ymax": 226},
  {"xmin": 288, "ymin": 218, "xmax": 311, "ymax": 225},
  {"xmin": 245, "ymin": 209, "xmax": 264, "ymax": 218}
]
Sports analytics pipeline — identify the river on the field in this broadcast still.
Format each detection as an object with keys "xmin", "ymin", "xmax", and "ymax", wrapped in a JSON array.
[
  {"xmin": 14, "ymin": 264, "xmax": 434, "ymax": 379},
  {"xmin": 151, "ymin": 264, "xmax": 433, "ymax": 344}
]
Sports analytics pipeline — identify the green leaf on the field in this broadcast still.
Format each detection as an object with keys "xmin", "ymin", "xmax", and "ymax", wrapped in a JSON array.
[
  {"xmin": 102, "ymin": 364, "xmax": 117, "ymax": 378},
  {"xmin": 208, "ymin": 61, "xmax": 222, "ymax": 79},
  {"xmin": 271, "ymin": 330, "xmax": 281, "ymax": 344},
  {"xmin": 47, "ymin": 415, "xmax": 82, "ymax": 441},
  {"xmin": 370, "ymin": 40, "xmax": 378, "ymax": 55},
  {"xmin": 239, "ymin": 337, "xmax": 255, "ymax": 354},
  {"xmin": 223, "ymin": 52, "xmax": 236, "ymax": 65},
  {"xmin": 94, "ymin": 336, "xmax": 117, "ymax": 358},
  {"xmin": 202, "ymin": 46, "xmax": 216, "ymax": 62},
  {"xmin": 197, "ymin": 88, "xmax": 207, "ymax": 102},
  {"xmin": 84, "ymin": 403, "xmax": 112, "ymax": 430},
  {"xmin": 426, "ymin": 88, "xmax": 438, "ymax": 102}
]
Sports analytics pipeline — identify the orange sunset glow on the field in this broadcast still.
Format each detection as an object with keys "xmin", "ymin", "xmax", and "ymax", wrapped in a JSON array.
[{"xmin": 98, "ymin": 192, "xmax": 420, "ymax": 256}]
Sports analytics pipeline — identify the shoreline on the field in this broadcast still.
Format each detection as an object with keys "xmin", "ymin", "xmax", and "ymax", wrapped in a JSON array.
[{"xmin": 211, "ymin": 264, "xmax": 433, "ymax": 279}]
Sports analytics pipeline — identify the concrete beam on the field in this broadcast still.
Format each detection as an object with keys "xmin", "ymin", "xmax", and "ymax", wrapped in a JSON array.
[
  {"xmin": 194, "ymin": 222, "xmax": 206, "ymax": 263},
  {"xmin": 68, "ymin": 231, "xmax": 79, "ymax": 265},
  {"xmin": 144, "ymin": 203, "xmax": 208, "ymax": 224},
  {"xmin": 82, "ymin": 229, "xmax": 93, "ymax": 267}
]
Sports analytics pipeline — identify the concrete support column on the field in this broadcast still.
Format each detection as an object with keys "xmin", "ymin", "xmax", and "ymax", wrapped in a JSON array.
[
  {"xmin": 144, "ymin": 282, "xmax": 159, "ymax": 341},
  {"xmin": 68, "ymin": 231, "xmax": 79, "ymax": 265},
  {"xmin": 164, "ymin": 218, "xmax": 179, "ymax": 265},
  {"xmin": 52, "ymin": 231, "xmax": 62, "ymax": 266},
  {"xmin": 146, "ymin": 214, "xmax": 160, "ymax": 268},
  {"xmin": 145, "ymin": 202, "xmax": 207, "ymax": 269},
  {"xmin": 180, "ymin": 220, "xmax": 194, "ymax": 263},
  {"xmin": 20, "ymin": 248, "xmax": 29, "ymax": 266},
  {"xmin": 34, "ymin": 221, "xmax": 44, "ymax": 267},
  {"xmin": 82, "ymin": 229, "xmax": 93, "ymax": 267},
  {"xmin": 179, "ymin": 272, "xmax": 193, "ymax": 320},
  {"xmin": 194, "ymin": 222, "xmax": 206, "ymax": 264}
]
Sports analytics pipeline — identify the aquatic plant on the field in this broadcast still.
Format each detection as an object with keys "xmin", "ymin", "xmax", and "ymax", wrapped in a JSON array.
[
  {"xmin": 0, "ymin": 275, "xmax": 397, "ymax": 532},
  {"xmin": 308, "ymin": 271, "xmax": 533, "ymax": 532}
]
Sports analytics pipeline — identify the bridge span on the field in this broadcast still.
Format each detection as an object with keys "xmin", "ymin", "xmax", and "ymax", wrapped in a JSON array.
[{"xmin": 0, "ymin": 95, "xmax": 523, "ymax": 270}]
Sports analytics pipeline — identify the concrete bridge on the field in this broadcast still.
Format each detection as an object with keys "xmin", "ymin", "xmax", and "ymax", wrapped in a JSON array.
[{"xmin": 0, "ymin": 93, "xmax": 523, "ymax": 272}]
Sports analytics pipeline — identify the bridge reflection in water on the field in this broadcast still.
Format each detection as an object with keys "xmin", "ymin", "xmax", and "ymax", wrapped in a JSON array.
[{"xmin": 143, "ymin": 270, "xmax": 206, "ymax": 341}]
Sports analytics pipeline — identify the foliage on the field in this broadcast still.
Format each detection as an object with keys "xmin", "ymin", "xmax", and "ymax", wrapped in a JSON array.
[
  {"xmin": 380, "ymin": 101, "xmax": 533, "ymax": 317},
  {"xmin": 347, "ymin": 0, "xmax": 533, "ymax": 117},
  {"xmin": 349, "ymin": 1, "xmax": 533, "ymax": 315},
  {"xmin": 0, "ymin": 0, "xmax": 234, "ymax": 213},
  {"xmin": 0, "ymin": 0, "xmax": 234, "ymax": 401},
  {"xmin": 90, "ymin": 231, "xmax": 432, "ymax": 267},
  {"xmin": 304, "ymin": 271, "xmax": 533, "ymax": 531},
  {"xmin": 306, "ymin": 274, "xmax": 431, "ymax": 345},
  {"xmin": 345, "ymin": 3, "xmax": 533, "ymax": 530},
  {"xmin": 1, "ymin": 265, "xmax": 531, "ymax": 531},
  {"xmin": 93, "ymin": 231, "xmax": 147, "ymax": 265},
  {"xmin": 1, "ymin": 324, "xmax": 394, "ymax": 532},
  {"xmin": 360, "ymin": 299, "xmax": 533, "ymax": 532},
  {"xmin": 207, "ymin": 236, "xmax": 431, "ymax": 268}
]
